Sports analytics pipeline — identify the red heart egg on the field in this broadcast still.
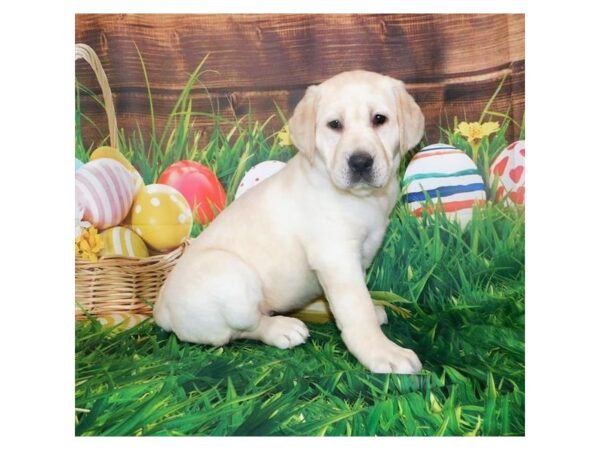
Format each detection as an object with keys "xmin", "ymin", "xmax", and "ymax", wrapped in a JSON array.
[
  {"xmin": 509, "ymin": 186, "xmax": 525, "ymax": 204},
  {"xmin": 493, "ymin": 156, "xmax": 509, "ymax": 176},
  {"xmin": 509, "ymin": 166, "xmax": 524, "ymax": 183},
  {"xmin": 489, "ymin": 140, "xmax": 525, "ymax": 206}
]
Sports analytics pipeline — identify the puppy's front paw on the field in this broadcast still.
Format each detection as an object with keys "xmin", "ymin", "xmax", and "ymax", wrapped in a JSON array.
[{"xmin": 363, "ymin": 340, "xmax": 422, "ymax": 374}]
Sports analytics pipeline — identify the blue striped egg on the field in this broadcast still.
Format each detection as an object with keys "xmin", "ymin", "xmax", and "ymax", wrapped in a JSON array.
[{"xmin": 402, "ymin": 143, "xmax": 487, "ymax": 226}]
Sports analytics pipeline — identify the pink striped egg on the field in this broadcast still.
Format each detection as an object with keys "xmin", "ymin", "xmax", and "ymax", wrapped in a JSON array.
[{"xmin": 75, "ymin": 159, "xmax": 136, "ymax": 230}]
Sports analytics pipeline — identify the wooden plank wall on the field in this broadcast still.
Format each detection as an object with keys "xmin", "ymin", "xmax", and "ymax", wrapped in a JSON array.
[{"xmin": 75, "ymin": 14, "xmax": 524, "ymax": 150}]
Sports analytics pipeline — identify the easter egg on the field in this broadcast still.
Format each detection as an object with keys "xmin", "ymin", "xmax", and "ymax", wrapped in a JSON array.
[
  {"xmin": 91, "ymin": 146, "xmax": 144, "ymax": 195},
  {"xmin": 489, "ymin": 140, "xmax": 525, "ymax": 206},
  {"xmin": 90, "ymin": 146, "xmax": 135, "ymax": 171},
  {"xmin": 131, "ymin": 170, "xmax": 145, "ymax": 196},
  {"xmin": 235, "ymin": 160, "xmax": 286, "ymax": 200},
  {"xmin": 402, "ymin": 143, "xmax": 487, "ymax": 226},
  {"xmin": 97, "ymin": 313, "xmax": 149, "ymax": 331},
  {"xmin": 291, "ymin": 298, "xmax": 334, "ymax": 324},
  {"xmin": 75, "ymin": 159, "xmax": 136, "ymax": 230},
  {"xmin": 129, "ymin": 184, "xmax": 192, "ymax": 252},
  {"xmin": 75, "ymin": 158, "xmax": 84, "ymax": 172},
  {"xmin": 100, "ymin": 226, "xmax": 149, "ymax": 258},
  {"xmin": 158, "ymin": 161, "xmax": 226, "ymax": 225}
]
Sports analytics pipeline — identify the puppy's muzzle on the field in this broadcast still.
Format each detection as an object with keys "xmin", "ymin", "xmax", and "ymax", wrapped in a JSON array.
[{"xmin": 348, "ymin": 152, "xmax": 374, "ymax": 176}]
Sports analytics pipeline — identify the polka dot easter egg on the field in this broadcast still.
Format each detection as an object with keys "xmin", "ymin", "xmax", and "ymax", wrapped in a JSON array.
[
  {"xmin": 402, "ymin": 143, "xmax": 487, "ymax": 226},
  {"xmin": 489, "ymin": 140, "xmax": 525, "ymax": 206},
  {"xmin": 129, "ymin": 184, "xmax": 192, "ymax": 252},
  {"xmin": 235, "ymin": 160, "xmax": 286, "ymax": 200},
  {"xmin": 75, "ymin": 159, "xmax": 136, "ymax": 230},
  {"xmin": 100, "ymin": 226, "xmax": 149, "ymax": 258}
]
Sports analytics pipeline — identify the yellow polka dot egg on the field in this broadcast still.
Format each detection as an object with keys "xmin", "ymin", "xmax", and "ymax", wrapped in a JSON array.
[
  {"xmin": 100, "ymin": 226, "xmax": 149, "ymax": 258},
  {"xmin": 129, "ymin": 184, "xmax": 192, "ymax": 252}
]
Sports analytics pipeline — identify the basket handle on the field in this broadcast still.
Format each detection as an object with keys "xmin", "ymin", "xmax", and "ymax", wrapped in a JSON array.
[{"xmin": 75, "ymin": 43, "xmax": 118, "ymax": 150}]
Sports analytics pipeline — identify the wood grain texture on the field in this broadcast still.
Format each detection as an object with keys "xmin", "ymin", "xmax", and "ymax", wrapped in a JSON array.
[{"xmin": 75, "ymin": 14, "xmax": 524, "ymax": 149}]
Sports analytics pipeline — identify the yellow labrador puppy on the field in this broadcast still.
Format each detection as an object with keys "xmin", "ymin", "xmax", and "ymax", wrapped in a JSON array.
[{"xmin": 154, "ymin": 70, "xmax": 424, "ymax": 373}]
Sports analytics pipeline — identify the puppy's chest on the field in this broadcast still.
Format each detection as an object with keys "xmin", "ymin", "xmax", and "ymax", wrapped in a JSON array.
[{"xmin": 359, "ymin": 218, "xmax": 388, "ymax": 269}]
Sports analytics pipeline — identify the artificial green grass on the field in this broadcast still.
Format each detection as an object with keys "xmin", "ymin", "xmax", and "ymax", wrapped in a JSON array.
[{"xmin": 75, "ymin": 58, "xmax": 524, "ymax": 436}]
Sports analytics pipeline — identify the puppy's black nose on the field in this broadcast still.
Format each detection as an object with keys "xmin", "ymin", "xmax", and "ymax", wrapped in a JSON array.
[{"xmin": 348, "ymin": 152, "xmax": 374, "ymax": 174}]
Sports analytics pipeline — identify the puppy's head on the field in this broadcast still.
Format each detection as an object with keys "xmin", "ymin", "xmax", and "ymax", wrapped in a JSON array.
[{"xmin": 289, "ymin": 70, "xmax": 424, "ymax": 195}]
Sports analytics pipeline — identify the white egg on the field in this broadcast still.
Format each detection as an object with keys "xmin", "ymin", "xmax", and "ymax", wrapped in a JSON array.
[{"xmin": 234, "ymin": 160, "xmax": 286, "ymax": 200}]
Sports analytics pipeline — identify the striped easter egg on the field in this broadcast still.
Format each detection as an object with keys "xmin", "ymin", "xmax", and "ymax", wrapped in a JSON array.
[
  {"xmin": 97, "ymin": 313, "xmax": 149, "ymax": 331},
  {"xmin": 75, "ymin": 159, "xmax": 136, "ymax": 230},
  {"xmin": 100, "ymin": 226, "xmax": 149, "ymax": 258},
  {"xmin": 402, "ymin": 143, "xmax": 487, "ymax": 226},
  {"xmin": 90, "ymin": 146, "xmax": 145, "ymax": 196}
]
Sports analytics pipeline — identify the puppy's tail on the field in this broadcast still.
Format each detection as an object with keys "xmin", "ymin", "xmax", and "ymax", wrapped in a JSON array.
[{"xmin": 153, "ymin": 284, "xmax": 172, "ymax": 332}]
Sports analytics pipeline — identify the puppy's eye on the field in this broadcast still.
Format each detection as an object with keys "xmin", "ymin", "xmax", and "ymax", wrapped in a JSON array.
[
  {"xmin": 328, "ymin": 120, "xmax": 343, "ymax": 130},
  {"xmin": 373, "ymin": 114, "xmax": 387, "ymax": 127}
]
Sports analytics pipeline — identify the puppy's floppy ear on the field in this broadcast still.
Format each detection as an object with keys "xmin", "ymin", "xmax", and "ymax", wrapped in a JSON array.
[
  {"xmin": 394, "ymin": 80, "xmax": 425, "ymax": 154},
  {"xmin": 289, "ymin": 85, "xmax": 319, "ymax": 163}
]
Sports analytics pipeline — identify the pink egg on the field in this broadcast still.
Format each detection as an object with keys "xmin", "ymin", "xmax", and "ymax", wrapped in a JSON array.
[
  {"xmin": 75, "ymin": 159, "xmax": 136, "ymax": 230},
  {"xmin": 489, "ymin": 140, "xmax": 525, "ymax": 206}
]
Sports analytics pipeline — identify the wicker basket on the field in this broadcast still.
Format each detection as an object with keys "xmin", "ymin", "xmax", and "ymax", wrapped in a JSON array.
[{"xmin": 75, "ymin": 43, "xmax": 186, "ymax": 320}]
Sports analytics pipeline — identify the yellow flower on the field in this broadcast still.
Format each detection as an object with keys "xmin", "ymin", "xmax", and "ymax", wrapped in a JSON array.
[
  {"xmin": 455, "ymin": 120, "xmax": 500, "ymax": 163},
  {"xmin": 455, "ymin": 121, "xmax": 499, "ymax": 144},
  {"xmin": 276, "ymin": 124, "xmax": 293, "ymax": 147},
  {"xmin": 75, "ymin": 226, "xmax": 104, "ymax": 262}
]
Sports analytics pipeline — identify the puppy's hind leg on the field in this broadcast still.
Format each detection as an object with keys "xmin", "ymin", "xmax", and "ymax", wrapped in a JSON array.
[
  {"xmin": 157, "ymin": 248, "xmax": 308, "ymax": 349},
  {"xmin": 185, "ymin": 249, "xmax": 310, "ymax": 349},
  {"xmin": 155, "ymin": 248, "xmax": 261, "ymax": 346},
  {"xmin": 153, "ymin": 283, "xmax": 173, "ymax": 332},
  {"xmin": 238, "ymin": 315, "xmax": 310, "ymax": 349}
]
